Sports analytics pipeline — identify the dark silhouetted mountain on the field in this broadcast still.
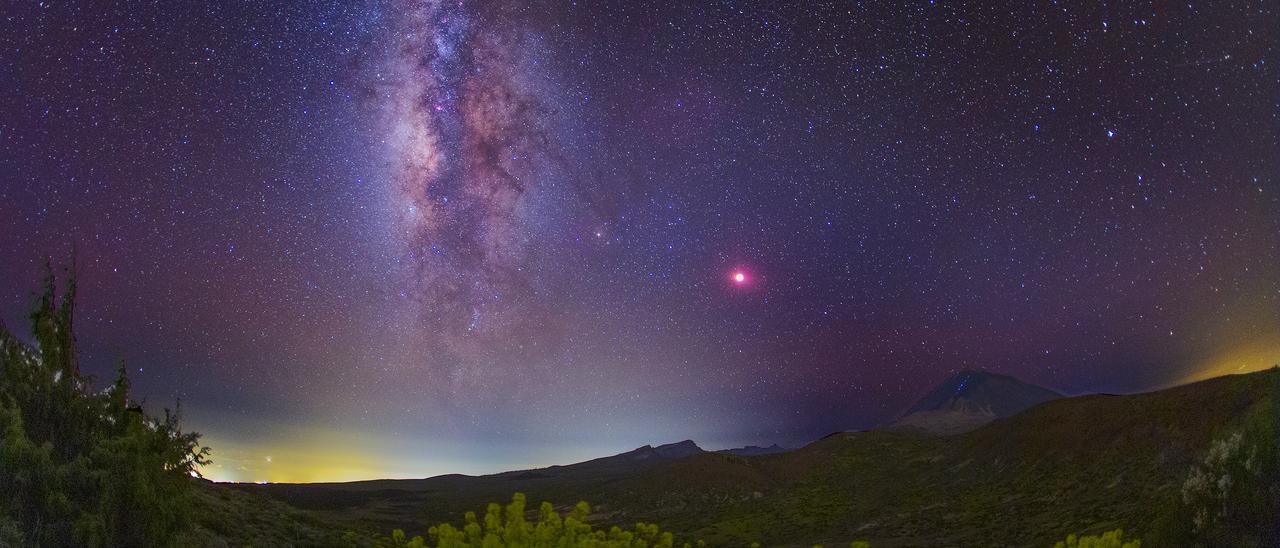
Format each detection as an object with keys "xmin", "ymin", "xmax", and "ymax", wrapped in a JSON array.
[
  {"xmin": 886, "ymin": 369, "xmax": 1062, "ymax": 434},
  {"xmin": 651, "ymin": 440, "xmax": 705, "ymax": 458},
  {"xmin": 716, "ymin": 444, "xmax": 788, "ymax": 456},
  {"xmin": 555, "ymin": 439, "xmax": 705, "ymax": 471}
]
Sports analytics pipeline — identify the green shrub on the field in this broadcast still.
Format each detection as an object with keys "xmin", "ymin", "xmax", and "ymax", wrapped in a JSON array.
[
  {"xmin": 396, "ymin": 495, "xmax": 878, "ymax": 548},
  {"xmin": 404, "ymin": 492, "xmax": 675, "ymax": 548},
  {"xmin": 1152, "ymin": 368, "xmax": 1280, "ymax": 547},
  {"xmin": 1051, "ymin": 529, "xmax": 1140, "ymax": 548}
]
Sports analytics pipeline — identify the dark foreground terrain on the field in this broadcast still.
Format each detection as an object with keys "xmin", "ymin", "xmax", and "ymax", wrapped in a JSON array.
[{"xmin": 212, "ymin": 368, "xmax": 1279, "ymax": 547}]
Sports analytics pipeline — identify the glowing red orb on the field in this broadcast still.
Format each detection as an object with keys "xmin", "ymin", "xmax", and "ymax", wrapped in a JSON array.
[{"xmin": 733, "ymin": 271, "xmax": 746, "ymax": 283}]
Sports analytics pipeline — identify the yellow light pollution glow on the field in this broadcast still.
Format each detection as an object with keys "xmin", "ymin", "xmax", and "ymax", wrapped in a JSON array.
[
  {"xmin": 198, "ymin": 427, "xmax": 393, "ymax": 484},
  {"xmin": 1175, "ymin": 299, "xmax": 1280, "ymax": 385},
  {"xmin": 192, "ymin": 418, "xmax": 581, "ymax": 484},
  {"xmin": 1184, "ymin": 337, "xmax": 1280, "ymax": 385}
]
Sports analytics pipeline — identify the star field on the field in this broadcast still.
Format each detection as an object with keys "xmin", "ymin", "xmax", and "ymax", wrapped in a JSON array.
[{"xmin": 1, "ymin": 1, "xmax": 1277, "ymax": 481}]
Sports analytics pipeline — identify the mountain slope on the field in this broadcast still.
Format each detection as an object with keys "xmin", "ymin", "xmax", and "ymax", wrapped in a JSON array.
[
  {"xmin": 886, "ymin": 369, "xmax": 1062, "ymax": 434},
  {"xmin": 605, "ymin": 369, "xmax": 1278, "ymax": 546},
  {"xmin": 225, "ymin": 369, "xmax": 1280, "ymax": 546},
  {"xmin": 231, "ymin": 439, "xmax": 710, "ymax": 534}
]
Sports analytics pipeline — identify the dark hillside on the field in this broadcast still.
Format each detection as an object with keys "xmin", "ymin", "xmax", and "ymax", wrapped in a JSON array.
[{"xmin": 236, "ymin": 369, "xmax": 1280, "ymax": 546}]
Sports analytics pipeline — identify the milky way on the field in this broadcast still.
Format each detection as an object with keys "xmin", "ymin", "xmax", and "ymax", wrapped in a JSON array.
[{"xmin": 376, "ymin": 1, "xmax": 579, "ymax": 360}]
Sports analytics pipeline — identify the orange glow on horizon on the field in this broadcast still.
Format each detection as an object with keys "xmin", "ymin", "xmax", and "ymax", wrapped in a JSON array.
[{"xmin": 1179, "ymin": 337, "xmax": 1280, "ymax": 386}]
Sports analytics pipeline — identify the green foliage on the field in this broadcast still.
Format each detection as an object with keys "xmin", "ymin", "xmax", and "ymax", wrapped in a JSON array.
[
  {"xmin": 373, "ymin": 493, "xmax": 873, "ymax": 548},
  {"xmin": 1147, "ymin": 367, "xmax": 1280, "ymax": 548},
  {"xmin": 0, "ymin": 263, "xmax": 211, "ymax": 547},
  {"xmin": 1051, "ymin": 529, "xmax": 1139, "ymax": 548},
  {"xmin": 401, "ymin": 492, "xmax": 677, "ymax": 548}
]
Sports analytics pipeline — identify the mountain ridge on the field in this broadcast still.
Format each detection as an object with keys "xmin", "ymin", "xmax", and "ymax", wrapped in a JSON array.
[
  {"xmin": 221, "ymin": 369, "xmax": 1280, "ymax": 547},
  {"xmin": 716, "ymin": 443, "xmax": 788, "ymax": 456}
]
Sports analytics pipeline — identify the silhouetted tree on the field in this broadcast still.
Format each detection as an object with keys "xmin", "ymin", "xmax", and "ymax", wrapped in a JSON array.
[{"xmin": 0, "ymin": 262, "xmax": 211, "ymax": 547}]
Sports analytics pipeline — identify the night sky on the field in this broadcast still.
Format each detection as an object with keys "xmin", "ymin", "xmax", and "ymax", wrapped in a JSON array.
[{"xmin": 2, "ymin": 1, "xmax": 1278, "ymax": 482}]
